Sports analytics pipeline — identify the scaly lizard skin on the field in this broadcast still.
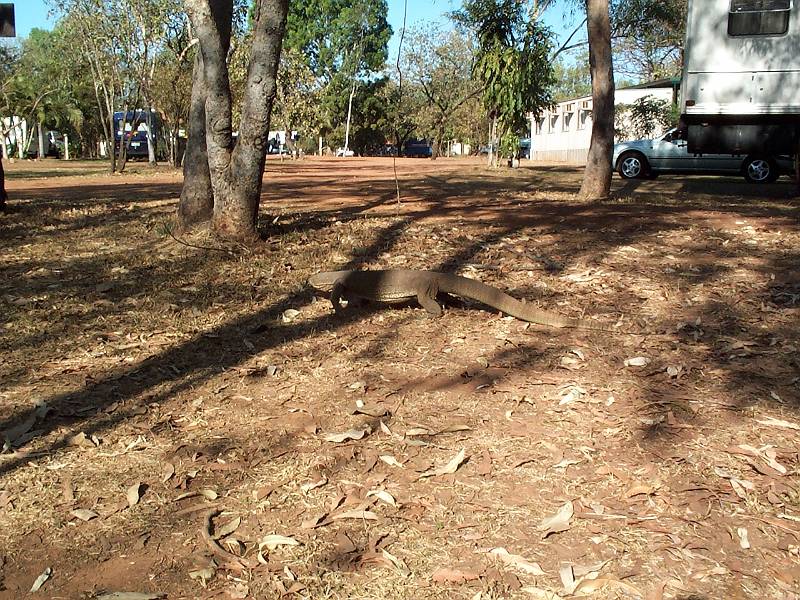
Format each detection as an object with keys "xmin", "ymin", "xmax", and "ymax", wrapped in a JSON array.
[{"xmin": 308, "ymin": 269, "xmax": 619, "ymax": 331}]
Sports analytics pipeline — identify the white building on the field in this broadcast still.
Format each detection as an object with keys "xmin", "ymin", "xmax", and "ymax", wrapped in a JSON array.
[{"xmin": 528, "ymin": 80, "xmax": 677, "ymax": 164}]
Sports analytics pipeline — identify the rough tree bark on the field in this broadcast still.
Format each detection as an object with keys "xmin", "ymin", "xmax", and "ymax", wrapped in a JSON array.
[
  {"xmin": 578, "ymin": 0, "xmax": 614, "ymax": 200},
  {"xmin": 182, "ymin": 0, "xmax": 288, "ymax": 241},
  {"xmin": 177, "ymin": 50, "xmax": 213, "ymax": 229}
]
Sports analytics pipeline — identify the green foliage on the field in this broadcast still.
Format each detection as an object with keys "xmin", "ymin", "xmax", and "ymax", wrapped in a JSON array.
[
  {"xmin": 399, "ymin": 24, "xmax": 482, "ymax": 154},
  {"xmin": 284, "ymin": 0, "xmax": 391, "ymax": 143},
  {"xmin": 551, "ymin": 54, "xmax": 592, "ymax": 102},
  {"xmin": 499, "ymin": 131, "xmax": 519, "ymax": 158},
  {"xmin": 611, "ymin": 0, "xmax": 686, "ymax": 80},
  {"xmin": 48, "ymin": 0, "xmax": 186, "ymax": 166},
  {"xmin": 274, "ymin": 48, "xmax": 323, "ymax": 135},
  {"xmin": 615, "ymin": 94, "xmax": 677, "ymax": 140},
  {"xmin": 1, "ymin": 26, "xmax": 94, "ymax": 155},
  {"xmin": 325, "ymin": 78, "xmax": 391, "ymax": 155},
  {"xmin": 455, "ymin": 0, "xmax": 555, "ymax": 152},
  {"xmin": 286, "ymin": 0, "xmax": 391, "ymax": 78}
]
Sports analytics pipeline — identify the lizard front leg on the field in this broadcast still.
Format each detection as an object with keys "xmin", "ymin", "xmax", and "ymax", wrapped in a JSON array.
[{"xmin": 330, "ymin": 282, "xmax": 346, "ymax": 313}]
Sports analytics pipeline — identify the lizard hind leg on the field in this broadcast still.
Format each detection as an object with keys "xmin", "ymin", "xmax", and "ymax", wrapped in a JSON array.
[{"xmin": 417, "ymin": 282, "xmax": 443, "ymax": 317}]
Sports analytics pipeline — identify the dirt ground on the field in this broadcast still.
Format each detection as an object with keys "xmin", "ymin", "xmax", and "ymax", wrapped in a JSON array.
[{"xmin": 1, "ymin": 156, "xmax": 799, "ymax": 600}]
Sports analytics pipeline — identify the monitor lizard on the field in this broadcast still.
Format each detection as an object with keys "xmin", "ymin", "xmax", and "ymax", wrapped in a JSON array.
[{"xmin": 308, "ymin": 269, "xmax": 622, "ymax": 332}]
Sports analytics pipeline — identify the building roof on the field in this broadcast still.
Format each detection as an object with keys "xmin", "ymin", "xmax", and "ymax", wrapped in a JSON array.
[
  {"xmin": 551, "ymin": 78, "xmax": 680, "ymax": 106},
  {"xmin": 619, "ymin": 77, "xmax": 681, "ymax": 90}
]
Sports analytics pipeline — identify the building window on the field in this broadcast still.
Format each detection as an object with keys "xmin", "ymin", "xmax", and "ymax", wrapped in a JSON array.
[
  {"xmin": 549, "ymin": 114, "xmax": 558, "ymax": 133},
  {"xmin": 729, "ymin": 0, "xmax": 791, "ymax": 36},
  {"xmin": 563, "ymin": 112, "xmax": 573, "ymax": 131},
  {"xmin": 578, "ymin": 109, "xmax": 591, "ymax": 130},
  {"xmin": 535, "ymin": 119, "xmax": 544, "ymax": 135}
]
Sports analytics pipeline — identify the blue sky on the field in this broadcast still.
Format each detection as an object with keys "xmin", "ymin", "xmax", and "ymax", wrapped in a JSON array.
[
  {"xmin": 8, "ymin": 0, "xmax": 583, "ymax": 56},
  {"xmin": 6, "ymin": 0, "xmax": 53, "ymax": 37}
]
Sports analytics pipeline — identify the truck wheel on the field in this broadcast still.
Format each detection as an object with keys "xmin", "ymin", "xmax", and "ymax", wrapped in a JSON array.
[
  {"xmin": 743, "ymin": 156, "xmax": 778, "ymax": 183},
  {"xmin": 617, "ymin": 151, "xmax": 650, "ymax": 179}
]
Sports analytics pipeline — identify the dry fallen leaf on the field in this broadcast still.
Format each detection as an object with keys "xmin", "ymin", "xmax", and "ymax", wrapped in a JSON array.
[
  {"xmin": 432, "ymin": 567, "xmax": 482, "ymax": 584},
  {"xmin": 188, "ymin": 563, "xmax": 216, "ymax": 586},
  {"xmin": 259, "ymin": 534, "xmax": 301, "ymax": 551},
  {"xmin": 381, "ymin": 549, "xmax": 411, "ymax": 576},
  {"xmin": 70, "ymin": 508, "xmax": 99, "ymax": 522},
  {"xmin": 737, "ymin": 527, "xmax": 751, "ymax": 549},
  {"xmin": 625, "ymin": 483, "xmax": 659, "ymax": 498},
  {"xmin": 94, "ymin": 594, "xmax": 166, "ymax": 600},
  {"xmin": 624, "ymin": 356, "xmax": 650, "ymax": 367},
  {"xmin": 756, "ymin": 416, "xmax": 800, "ymax": 431},
  {"xmin": 558, "ymin": 388, "xmax": 584, "ymax": 405},
  {"xmin": 379, "ymin": 455, "xmax": 404, "ymax": 468},
  {"xmin": 419, "ymin": 448, "xmax": 468, "ymax": 478},
  {"xmin": 331, "ymin": 509, "xmax": 379, "ymax": 521},
  {"xmin": 67, "ymin": 432, "xmax": 97, "ymax": 448},
  {"xmin": 575, "ymin": 578, "xmax": 643, "ymax": 597},
  {"xmin": 200, "ymin": 489, "xmax": 219, "ymax": 500},
  {"xmin": 487, "ymin": 547, "xmax": 546, "ymax": 576},
  {"xmin": 521, "ymin": 587, "xmax": 560, "ymax": 600},
  {"xmin": 539, "ymin": 501, "xmax": 574, "ymax": 538},
  {"xmin": 30, "ymin": 566, "xmax": 52, "ymax": 592},
  {"xmin": 161, "ymin": 462, "xmax": 175, "ymax": 483},
  {"xmin": 322, "ymin": 427, "xmax": 370, "ymax": 443},
  {"xmin": 559, "ymin": 564, "xmax": 577, "ymax": 594},
  {"xmin": 281, "ymin": 309, "xmax": 301, "ymax": 323},
  {"xmin": 226, "ymin": 584, "xmax": 249, "ymax": 600},
  {"xmin": 216, "ymin": 516, "xmax": 241, "ymax": 539},
  {"xmin": 405, "ymin": 427, "xmax": 432, "ymax": 436},
  {"xmin": 126, "ymin": 482, "xmax": 143, "ymax": 508},
  {"xmin": 738, "ymin": 444, "xmax": 787, "ymax": 474},
  {"xmin": 300, "ymin": 476, "xmax": 328, "ymax": 493},
  {"xmin": 367, "ymin": 490, "xmax": 397, "ymax": 507}
]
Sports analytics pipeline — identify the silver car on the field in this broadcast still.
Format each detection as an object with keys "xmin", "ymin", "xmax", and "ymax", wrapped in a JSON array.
[{"xmin": 612, "ymin": 129, "xmax": 792, "ymax": 183}]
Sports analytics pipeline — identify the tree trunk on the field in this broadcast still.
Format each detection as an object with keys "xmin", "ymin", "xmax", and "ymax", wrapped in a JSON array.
[
  {"xmin": 103, "ymin": 102, "xmax": 117, "ymax": 172},
  {"xmin": 185, "ymin": 0, "xmax": 288, "ymax": 241},
  {"xmin": 37, "ymin": 123, "xmax": 45, "ymax": 160},
  {"xmin": 488, "ymin": 115, "xmax": 497, "ymax": 167},
  {"xmin": 344, "ymin": 77, "xmax": 356, "ymax": 155},
  {"xmin": 145, "ymin": 109, "xmax": 157, "ymax": 165},
  {"xmin": 15, "ymin": 117, "xmax": 24, "ymax": 159},
  {"xmin": 578, "ymin": 0, "xmax": 615, "ymax": 200},
  {"xmin": 178, "ymin": 50, "xmax": 214, "ymax": 229},
  {"xmin": 118, "ymin": 109, "xmax": 131, "ymax": 173},
  {"xmin": 0, "ymin": 155, "xmax": 7, "ymax": 212}
]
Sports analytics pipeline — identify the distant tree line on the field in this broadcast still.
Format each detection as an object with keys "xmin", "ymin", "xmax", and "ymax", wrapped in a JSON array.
[{"xmin": 0, "ymin": 0, "xmax": 688, "ymax": 232}]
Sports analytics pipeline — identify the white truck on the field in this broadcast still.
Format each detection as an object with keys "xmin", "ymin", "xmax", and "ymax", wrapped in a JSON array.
[{"xmin": 680, "ymin": 0, "xmax": 800, "ymax": 174}]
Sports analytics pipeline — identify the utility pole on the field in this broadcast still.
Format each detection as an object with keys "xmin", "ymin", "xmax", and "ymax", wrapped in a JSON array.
[{"xmin": 0, "ymin": 3, "xmax": 15, "ymax": 212}]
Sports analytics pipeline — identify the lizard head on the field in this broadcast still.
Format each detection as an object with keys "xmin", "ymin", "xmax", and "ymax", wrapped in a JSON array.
[{"xmin": 307, "ymin": 271, "xmax": 347, "ymax": 292}]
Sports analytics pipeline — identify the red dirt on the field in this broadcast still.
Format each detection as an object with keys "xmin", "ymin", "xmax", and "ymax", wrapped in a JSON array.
[{"xmin": 1, "ymin": 156, "xmax": 799, "ymax": 600}]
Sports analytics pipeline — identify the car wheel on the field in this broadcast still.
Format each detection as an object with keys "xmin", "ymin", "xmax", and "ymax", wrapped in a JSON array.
[
  {"xmin": 617, "ymin": 151, "xmax": 650, "ymax": 179},
  {"xmin": 743, "ymin": 156, "xmax": 778, "ymax": 183}
]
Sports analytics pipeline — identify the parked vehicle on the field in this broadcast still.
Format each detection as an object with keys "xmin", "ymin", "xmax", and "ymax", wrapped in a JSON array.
[
  {"xmin": 114, "ymin": 110, "xmax": 159, "ymax": 159},
  {"xmin": 26, "ymin": 130, "xmax": 63, "ymax": 159},
  {"xmin": 613, "ymin": 128, "xmax": 793, "ymax": 182},
  {"xmin": 403, "ymin": 140, "xmax": 432, "ymax": 158},
  {"xmin": 335, "ymin": 147, "xmax": 354, "ymax": 157},
  {"xmin": 519, "ymin": 137, "xmax": 531, "ymax": 159},
  {"xmin": 680, "ymin": 0, "xmax": 800, "ymax": 158}
]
